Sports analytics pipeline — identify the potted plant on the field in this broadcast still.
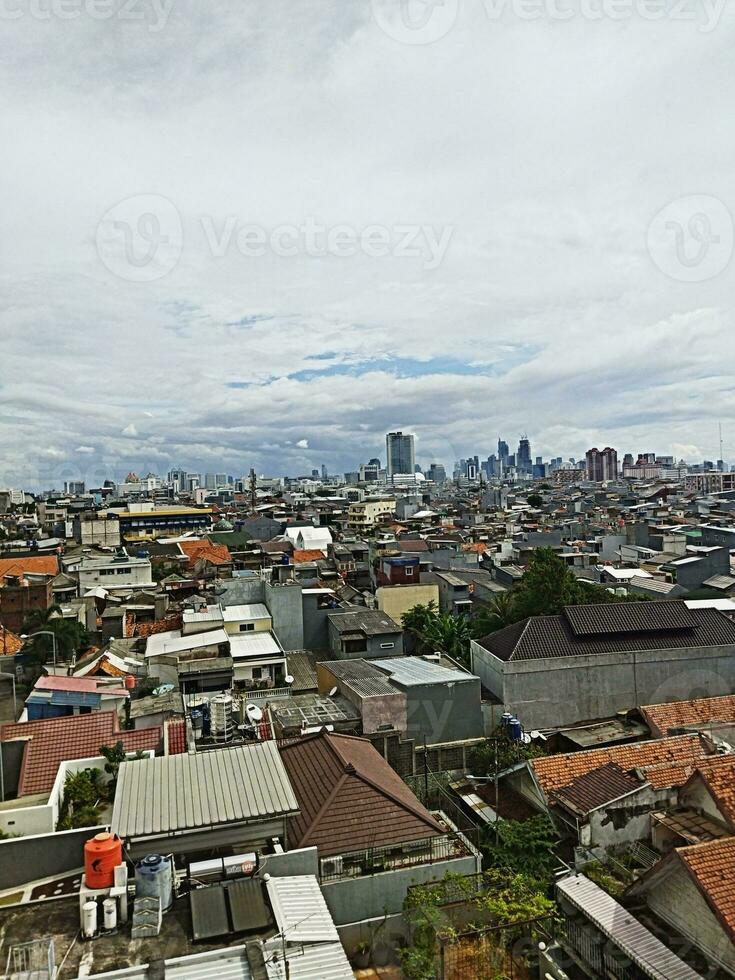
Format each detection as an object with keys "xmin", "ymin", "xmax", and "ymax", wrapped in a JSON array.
[
  {"xmin": 372, "ymin": 915, "xmax": 391, "ymax": 967},
  {"xmin": 351, "ymin": 940, "xmax": 371, "ymax": 968}
]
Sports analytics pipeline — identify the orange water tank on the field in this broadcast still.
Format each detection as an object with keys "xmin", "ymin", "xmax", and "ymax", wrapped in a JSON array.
[
  {"xmin": 124, "ymin": 674, "xmax": 136, "ymax": 690},
  {"xmin": 84, "ymin": 833, "xmax": 123, "ymax": 889}
]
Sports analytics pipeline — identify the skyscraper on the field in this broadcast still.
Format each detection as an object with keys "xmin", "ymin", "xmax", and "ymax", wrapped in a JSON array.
[
  {"xmin": 517, "ymin": 435, "xmax": 531, "ymax": 473},
  {"xmin": 386, "ymin": 431, "xmax": 416, "ymax": 477},
  {"xmin": 497, "ymin": 439, "xmax": 509, "ymax": 468},
  {"xmin": 586, "ymin": 447, "xmax": 618, "ymax": 482}
]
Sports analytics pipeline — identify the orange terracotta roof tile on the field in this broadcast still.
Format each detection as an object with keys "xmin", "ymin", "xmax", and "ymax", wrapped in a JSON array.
[
  {"xmin": 0, "ymin": 556, "xmax": 59, "ymax": 579},
  {"xmin": 532, "ymin": 734, "xmax": 714, "ymax": 796},
  {"xmin": 292, "ymin": 549, "xmax": 326, "ymax": 563},
  {"xmin": 134, "ymin": 613, "xmax": 183, "ymax": 638},
  {"xmin": 678, "ymin": 837, "xmax": 735, "ymax": 943},
  {"xmin": 0, "ymin": 626, "xmax": 23, "ymax": 655},
  {"xmin": 178, "ymin": 540, "xmax": 231, "ymax": 567},
  {"xmin": 685, "ymin": 757, "xmax": 735, "ymax": 826},
  {"xmin": 641, "ymin": 695, "xmax": 735, "ymax": 737}
]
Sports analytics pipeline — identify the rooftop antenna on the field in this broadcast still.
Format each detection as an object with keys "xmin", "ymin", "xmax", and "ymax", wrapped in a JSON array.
[{"xmin": 720, "ymin": 422, "xmax": 724, "ymax": 465}]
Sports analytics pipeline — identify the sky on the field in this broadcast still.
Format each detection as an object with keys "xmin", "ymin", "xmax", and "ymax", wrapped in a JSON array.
[{"xmin": 1, "ymin": 0, "xmax": 734, "ymax": 489}]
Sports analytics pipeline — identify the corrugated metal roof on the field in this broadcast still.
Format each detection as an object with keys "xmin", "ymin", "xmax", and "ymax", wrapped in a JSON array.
[
  {"xmin": 72, "ymin": 946, "xmax": 253, "ymax": 980},
  {"xmin": 111, "ymin": 742, "xmax": 299, "ymax": 839},
  {"xmin": 557, "ymin": 874, "xmax": 703, "ymax": 980},
  {"xmin": 262, "ymin": 943, "xmax": 353, "ymax": 980},
  {"xmin": 223, "ymin": 603, "xmax": 271, "ymax": 621},
  {"xmin": 266, "ymin": 875, "xmax": 339, "ymax": 944},
  {"xmin": 229, "ymin": 632, "xmax": 283, "ymax": 658},
  {"xmin": 369, "ymin": 655, "xmax": 473, "ymax": 686}
]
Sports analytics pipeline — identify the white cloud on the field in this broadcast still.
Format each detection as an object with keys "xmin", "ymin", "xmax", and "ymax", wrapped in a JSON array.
[{"xmin": 1, "ymin": 3, "xmax": 735, "ymax": 485}]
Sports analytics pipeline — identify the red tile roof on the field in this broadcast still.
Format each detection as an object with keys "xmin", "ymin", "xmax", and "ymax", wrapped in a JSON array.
[
  {"xmin": 642, "ymin": 695, "xmax": 735, "ymax": 738},
  {"xmin": 178, "ymin": 541, "xmax": 231, "ymax": 568},
  {"xmin": 292, "ymin": 550, "xmax": 326, "ymax": 564},
  {"xmin": 166, "ymin": 719, "xmax": 186, "ymax": 755},
  {"xmin": 279, "ymin": 730, "xmax": 443, "ymax": 857},
  {"xmin": 532, "ymin": 734, "xmax": 716, "ymax": 797},
  {"xmin": 0, "ymin": 556, "xmax": 59, "ymax": 579},
  {"xmin": 0, "ymin": 626, "xmax": 22, "ymax": 655},
  {"xmin": 684, "ymin": 758, "xmax": 735, "ymax": 827},
  {"xmin": 0, "ymin": 713, "xmax": 161, "ymax": 796},
  {"xmin": 679, "ymin": 837, "xmax": 735, "ymax": 943},
  {"xmin": 134, "ymin": 613, "xmax": 183, "ymax": 638}
]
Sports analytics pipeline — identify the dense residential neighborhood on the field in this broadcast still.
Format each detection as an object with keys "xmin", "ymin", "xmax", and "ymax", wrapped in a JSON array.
[{"xmin": 3, "ymin": 439, "xmax": 735, "ymax": 977}]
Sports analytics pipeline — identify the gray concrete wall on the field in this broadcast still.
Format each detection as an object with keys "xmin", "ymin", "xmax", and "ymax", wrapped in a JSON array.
[
  {"xmin": 302, "ymin": 593, "xmax": 336, "ymax": 651},
  {"xmin": 219, "ymin": 576, "xmax": 265, "ymax": 606},
  {"xmin": 647, "ymin": 862, "xmax": 735, "ymax": 975},
  {"xmin": 365, "ymin": 632, "xmax": 403, "ymax": 658},
  {"xmin": 321, "ymin": 854, "xmax": 479, "ymax": 925},
  {"xmin": 258, "ymin": 846, "xmax": 319, "ymax": 878},
  {"xmin": 470, "ymin": 640, "xmax": 506, "ymax": 703},
  {"xmin": 497, "ymin": 644, "xmax": 735, "ymax": 730},
  {"xmin": 405, "ymin": 680, "xmax": 484, "ymax": 744},
  {"xmin": 0, "ymin": 825, "xmax": 106, "ymax": 890},
  {"xmin": 265, "ymin": 581, "xmax": 304, "ymax": 651}
]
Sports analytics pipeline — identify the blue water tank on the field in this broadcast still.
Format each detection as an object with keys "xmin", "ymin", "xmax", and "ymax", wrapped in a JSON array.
[
  {"xmin": 135, "ymin": 854, "xmax": 173, "ymax": 911},
  {"xmin": 508, "ymin": 717, "xmax": 523, "ymax": 742},
  {"xmin": 500, "ymin": 712, "xmax": 513, "ymax": 729}
]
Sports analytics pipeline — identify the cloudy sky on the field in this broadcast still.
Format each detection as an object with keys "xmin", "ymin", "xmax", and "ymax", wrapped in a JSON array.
[{"xmin": 1, "ymin": 0, "xmax": 734, "ymax": 488}]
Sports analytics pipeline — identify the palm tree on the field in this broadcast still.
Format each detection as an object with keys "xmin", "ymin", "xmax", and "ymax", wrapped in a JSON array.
[{"xmin": 473, "ymin": 591, "xmax": 517, "ymax": 636}]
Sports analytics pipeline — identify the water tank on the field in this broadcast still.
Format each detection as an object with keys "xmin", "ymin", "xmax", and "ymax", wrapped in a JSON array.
[
  {"xmin": 500, "ymin": 712, "xmax": 513, "ymax": 728},
  {"xmin": 85, "ymin": 833, "xmax": 123, "ymax": 889},
  {"xmin": 124, "ymin": 674, "xmax": 136, "ymax": 690},
  {"xmin": 210, "ymin": 694, "xmax": 234, "ymax": 743},
  {"xmin": 135, "ymin": 854, "xmax": 173, "ymax": 911},
  {"xmin": 190, "ymin": 709, "xmax": 203, "ymax": 740},
  {"xmin": 82, "ymin": 900, "xmax": 98, "ymax": 938},
  {"xmin": 508, "ymin": 717, "xmax": 523, "ymax": 742},
  {"xmin": 103, "ymin": 897, "xmax": 117, "ymax": 931}
]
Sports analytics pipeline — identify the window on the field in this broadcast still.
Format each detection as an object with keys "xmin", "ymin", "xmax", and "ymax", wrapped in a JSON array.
[
  {"xmin": 252, "ymin": 667, "xmax": 262, "ymax": 679},
  {"xmin": 380, "ymin": 641, "xmax": 395, "ymax": 649},
  {"xmin": 405, "ymin": 567, "xmax": 414, "ymax": 576},
  {"xmin": 239, "ymin": 623, "xmax": 255, "ymax": 632}
]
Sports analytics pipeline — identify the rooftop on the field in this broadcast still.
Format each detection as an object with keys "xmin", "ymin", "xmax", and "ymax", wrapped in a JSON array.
[
  {"xmin": 0, "ymin": 713, "xmax": 161, "ymax": 796},
  {"xmin": 111, "ymin": 742, "xmax": 299, "ymax": 839},
  {"xmin": 278, "ymin": 730, "xmax": 443, "ymax": 857},
  {"xmin": 477, "ymin": 604, "xmax": 735, "ymax": 662},
  {"xmin": 327, "ymin": 609, "xmax": 400, "ymax": 636},
  {"xmin": 641, "ymin": 694, "xmax": 735, "ymax": 737},
  {"xmin": 368, "ymin": 655, "xmax": 474, "ymax": 687}
]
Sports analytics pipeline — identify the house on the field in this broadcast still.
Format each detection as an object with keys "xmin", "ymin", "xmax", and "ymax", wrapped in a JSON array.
[
  {"xmin": 73, "ymin": 552, "xmax": 154, "ymax": 593},
  {"xmin": 24, "ymin": 675, "xmax": 130, "ymax": 721},
  {"xmin": 111, "ymin": 741, "xmax": 300, "ymax": 858},
  {"xmin": 375, "ymin": 582, "xmax": 440, "ymax": 627},
  {"xmin": 514, "ymin": 733, "xmax": 720, "ymax": 852},
  {"xmin": 433, "ymin": 570, "xmax": 473, "ymax": 615},
  {"xmin": 641, "ymin": 693, "xmax": 735, "ymax": 740},
  {"xmin": 326, "ymin": 609, "xmax": 403, "ymax": 659},
  {"xmin": 551, "ymin": 873, "xmax": 703, "ymax": 980},
  {"xmin": 471, "ymin": 601, "xmax": 735, "ymax": 730},
  {"xmin": 145, "ymin": 627, "xmax": 231, "ymax": 695},
  {"xmin": 278, "ymin": 730, "xmax": 480, "ymax": 923},
  {"xmin": 627, "ymin": 837, "xmax": 735, "ymax": 976},
  {"xmin": 0, "ymin": 571, "xmax": 54, "ymax": 633},
  {"xmin": 178, "ymin": 540, "xmax": 233, "ymax": 579}
]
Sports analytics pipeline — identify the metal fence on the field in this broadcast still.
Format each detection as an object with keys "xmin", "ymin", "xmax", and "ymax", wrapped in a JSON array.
[{"xmin": 319, "ymin": 832, "xmax": 473, "ymax": 883}]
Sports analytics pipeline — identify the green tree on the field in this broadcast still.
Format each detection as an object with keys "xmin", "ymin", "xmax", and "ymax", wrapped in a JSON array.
[
  {"xmin": 23, "ymin": 605, "xmax": 89, "ymax": 664},
  {"xmin": 510, "ymin": 548, "xmax": 583, "ymax": 620},
  {"xmin": 402, "ymin": 601, "xmax": 472, "ymax": 667},
  {"xmin": 473, "ymin": 591, "xmax": 517, "ymax": 636},
  {"xmin": 483, "ymin": 816, "xmax": 559, "ymax": 887},
  {"xmin": 526, "ymin": 493, "xmax": 543, "ymax": 508},
  {"xmin": 99, "ymin": 741, "xmax": 127, "ymax": 794}
]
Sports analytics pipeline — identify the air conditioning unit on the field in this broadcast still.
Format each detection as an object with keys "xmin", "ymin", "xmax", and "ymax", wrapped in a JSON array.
[{"xmin": 321, "ymin": 856, "xmax": 343, "ymax": 878}]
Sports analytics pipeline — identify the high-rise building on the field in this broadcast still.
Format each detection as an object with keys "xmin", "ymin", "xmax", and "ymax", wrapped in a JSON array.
[
  {"xmin": 497, "ymin": 439, "xmax": 509, "ymax": 468},
  {"xmin": 428, "ymin": 463, "xmax": 446, "ymax": 483},
  {"xmin": 204, "ymin": 473, "xmax": 217, "ymax": 490},
  {"xmin": 586, "ymin": 447, "xmax": 618, "ymax": 482},
  {"xmin": 386, "ymin": 431, "xmax": 415, "ymax": 478},
  {"xmin": 517, "ymin": 436, "xmax": 532, "ymax": 473}
]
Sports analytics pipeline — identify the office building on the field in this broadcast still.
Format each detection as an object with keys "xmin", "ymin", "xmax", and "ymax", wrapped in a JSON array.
[{"xmin": 386, "ymin": 431, "xmax": 415, "ymax": 478}]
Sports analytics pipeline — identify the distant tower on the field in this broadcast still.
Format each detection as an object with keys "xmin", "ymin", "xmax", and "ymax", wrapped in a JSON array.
[{"xmin": 386, "ymin": 431, "xmax": 416, "ymax": 478}]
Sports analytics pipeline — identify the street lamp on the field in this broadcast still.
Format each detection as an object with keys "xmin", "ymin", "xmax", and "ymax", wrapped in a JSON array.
[{"xmin": 21, "ymin": 630, "xmax": 59, "ymax": 671}]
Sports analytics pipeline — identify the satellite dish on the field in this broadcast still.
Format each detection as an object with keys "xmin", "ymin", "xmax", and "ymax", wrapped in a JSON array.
[
  {"xmin": 246, "ymin": 703, "xmax": 263, "ymax": 723},
  {"xmin": 328, "ymin": 686, "xmax": 338, "ymax": 697},
  {"xmin": 521, "ymin": 732, "xmax": 532, "ymax": 745},
  {"xmin": 284, "ymin": 675, "xmax": 294, "ymax": 685}
]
